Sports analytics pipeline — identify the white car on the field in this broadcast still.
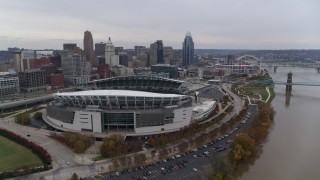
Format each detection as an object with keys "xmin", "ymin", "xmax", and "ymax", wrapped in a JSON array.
[{"xmin": 193, "ymin": 168, "xmax": 198, "ymax": 172}]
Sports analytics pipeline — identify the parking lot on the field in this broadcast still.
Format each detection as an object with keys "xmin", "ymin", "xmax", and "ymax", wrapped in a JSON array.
[{"xmin": 104, "ymin": 104, "xmax": 257, "ymax": 180}]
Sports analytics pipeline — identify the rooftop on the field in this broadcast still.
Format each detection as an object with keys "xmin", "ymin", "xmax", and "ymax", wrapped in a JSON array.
[{"xmin": 55, "ymin": 90, "xmax": 186, "ymax": 98}]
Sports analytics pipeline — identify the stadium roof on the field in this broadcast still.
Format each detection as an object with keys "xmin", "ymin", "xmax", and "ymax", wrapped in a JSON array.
[
  {"xmin": 55, "ymin": 90, "xmax": 185, "ymax": 98},
  {"xmin": 93, "ymin": 75, "xmax": 184, "ymax": 83}
]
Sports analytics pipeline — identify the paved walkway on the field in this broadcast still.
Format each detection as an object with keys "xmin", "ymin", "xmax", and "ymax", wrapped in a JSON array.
[{"xmin": 265, "ymin": 87, "xmax": 271, "ymax": 102}]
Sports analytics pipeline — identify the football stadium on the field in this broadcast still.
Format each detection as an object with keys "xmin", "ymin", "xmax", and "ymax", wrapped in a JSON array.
[{"xmin": 44, "ymin": 76, "xmax": 194, "ymax": 136}]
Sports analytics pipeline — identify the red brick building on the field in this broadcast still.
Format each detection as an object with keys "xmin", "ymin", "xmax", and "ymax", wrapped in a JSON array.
[
  {"xmin": 97, "ymin": 64, "xmax": 110, "ymax": 79},
  {"xmin": 50, "ymin": 74, "xmax": 64, "ymax": 89}
]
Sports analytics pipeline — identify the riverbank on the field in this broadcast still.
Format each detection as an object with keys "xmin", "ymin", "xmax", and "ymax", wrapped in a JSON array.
[
  {"xmin": 211, "ymin": 74, "xmax": 276, "ymax": 179},
  {"xmin": 239, "ymin": 67, "xmax": 320, "ymax": 180}
]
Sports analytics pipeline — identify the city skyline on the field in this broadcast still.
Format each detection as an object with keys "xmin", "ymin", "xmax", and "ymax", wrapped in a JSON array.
[{"xmin": 0, "ymin": 0, "xmax": 319, "ymax": 50}]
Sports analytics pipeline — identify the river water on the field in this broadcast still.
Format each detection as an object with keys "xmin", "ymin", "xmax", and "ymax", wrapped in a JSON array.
[{"xmin": 239, "ymin": 67, "xmax": 320, "ymax": 180}]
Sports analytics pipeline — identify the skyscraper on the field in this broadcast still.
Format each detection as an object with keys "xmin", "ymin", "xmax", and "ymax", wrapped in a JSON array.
[
  {"xmin": 182, "ymin": 32, "xmax": 194, "ymax": 67},
  {"xmin": 134, "ymin": 46, "xmax": 146, "ymax": 55},
  {"xmin": 150, "ymin": 40, "xmax": 164, "ymax": 65},
  {"xmin": 95, "ymin": 42, "xmax": 106, "ymax": 57},
  {"xmin": 83, "ymin": 31, "xmax": 96, "ymax": 67},
  {"xmin": 61, "ymin": 52, "xmax": 89, "ymax": 86},
  {"xmin": 63, "ymin": 43, "xmax": 77, "ymax": 51},
  {"xmin": 163, "ymin": 46, "xmax": 174, "ymax": 64},
  {"xmin": 105, "ymin": 37, "xmax": 119, "ymax": 66}
]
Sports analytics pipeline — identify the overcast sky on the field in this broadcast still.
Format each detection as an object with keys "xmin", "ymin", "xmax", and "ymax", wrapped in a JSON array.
[{"xmin": 0, "ymin": 0, "xmax": 319, "ymax": 50}]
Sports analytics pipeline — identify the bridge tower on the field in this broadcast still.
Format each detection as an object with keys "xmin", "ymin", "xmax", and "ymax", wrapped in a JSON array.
[
  {"xmin": 274, "ymin": 66, "xmax": 277, "ymax": 73},
  {"xmin": 286, "ymin": 71, "xmax": 293, "ymax": 91}
]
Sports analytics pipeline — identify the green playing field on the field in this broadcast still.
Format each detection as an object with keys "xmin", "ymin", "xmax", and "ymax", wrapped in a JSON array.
[{"xmin": 0, "ymin": 135, "xmax": 42, "ymax": 172}]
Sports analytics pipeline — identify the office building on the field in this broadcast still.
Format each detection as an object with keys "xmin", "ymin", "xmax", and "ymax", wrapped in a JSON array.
[
  {"xmin": 97, "ymin": 64, "xmax": 110, "ymax": 79},
  {"xmin": 182, "ymin": 32, "xmax": 194, "ymax": 67},
  {"xmin": 151, "ymin": 64, "xmax": 178, "ymax": 79},
  {"xmin": 13, "ymin": 51, "xmax": 22, "ymax": 72},
  {"xmin": 0, "ymin": 72, "xmax": 20, "ymax": 97},
  {"xmin": 95, "ymin": 42, "xmax": 106, "ymax": 57},
  {"xmin": 150, "ymin": 40, "xmax": 164, "ymax": 66},
  {"xmin": 50, "ymin": 74, "xmax": 64, "ymax": 89},
  {"xmin": 83, "ymin": 31, "xmax": 96, "ymax": 67},
  {"xmin": 105, "ymin": 37, "xmax": 119, "ymax": 67},
  {"xmin": 225, "ymin": 55, "xmax": 235, "ymax": 65},
  {"xmin": 164, "ymin": 46, "xmax": 174, "ymax": 64},
  {"xmin": 18, "ymin": 70, "xmax": 47, "ymax": 92},
  {"xmin": 63, "ymin": 43, "xmax": 77, "ymax": 51},
  {"xmin": 119, "ymin": 53, "xmax": 129, "ymax": 67},
  {"xmin": 97, "ymin": 56, "xmax": 105, "ymax": 65},
  {"xmin": 115, "ymin": 47, "xmax": 124, "ymax": 55},
  {"xmin": 61, "ymin": 52, "xmax": 89, "ymax": 86},
  {"xmin": 134, "ymin": 46, "xmax": 146, "ymax": 55}
]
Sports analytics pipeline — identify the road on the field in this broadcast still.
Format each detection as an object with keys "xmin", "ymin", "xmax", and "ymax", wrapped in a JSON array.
[{"xmin": 108, "ymin": 104, "xmax": 257, "ymax": 180}]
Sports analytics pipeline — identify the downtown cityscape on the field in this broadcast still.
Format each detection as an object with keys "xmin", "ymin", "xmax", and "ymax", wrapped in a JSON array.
[{"xmin": 1, "ymin": 1, "xmax": 320, "ymax": 180}]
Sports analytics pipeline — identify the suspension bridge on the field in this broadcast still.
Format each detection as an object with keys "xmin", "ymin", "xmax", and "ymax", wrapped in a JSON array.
[{"xmin": 250, "ymin": 80, "xmax": 320, "ymax": 86}]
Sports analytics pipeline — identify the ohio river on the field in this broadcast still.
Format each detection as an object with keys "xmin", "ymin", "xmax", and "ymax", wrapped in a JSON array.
[{"xmin": 239, "ymin": 67, "xmax": 320, "ymax": 180}]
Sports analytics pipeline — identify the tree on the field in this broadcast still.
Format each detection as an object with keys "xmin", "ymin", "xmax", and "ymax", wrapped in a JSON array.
[
  {"xmin": 213, "ymin": 172, "xmax": 223, "ymax": 180},
  {"xmin": 147, "ymin": 137, "xmax": 156, "ymax": 147},
  {"xmin": 74, "ymin": 141, "xmax": 86, "ymax": 153},
  {"xmin": 231, "ymin": 133, "xmax": 257, "ymax": 163},
  {"xmin": 158, "ymin": 135, "xmax": 169, "ymax": 147},
  {"xmin": 71, "ymin": 173, "xmax": 78, "ymax": 180},
  {"xmin": 109, "ymin": 134, "xmax": 125, "ymax": 144},
  {"xmin": 220, "ymin": 123, "xmax": 229, "ymax": 134},
  {"xmin": 178, "ymin": 142, "xmax": 188, "ymax": 153},
  {"xmin": 15, "ymin": 112, "xmax": 30, "ymax": 125},
  {"xmin": 158, "ymin": 148, "xmax": 168, "ymax": 159},
  {"xmin": 33, "ymin": 112, "xmax": 43, "ymax": 120}
]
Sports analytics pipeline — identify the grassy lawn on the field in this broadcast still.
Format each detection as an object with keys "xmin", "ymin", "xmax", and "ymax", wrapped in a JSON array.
[
  {"xmin": 268, "ymin": 87, "xmax": 276, "ymax": 103},
  {"xmin": 243, "ymin": 87, "xmax": 269, "ymax": 101},
  {"xmin": 0, "ymin": 136, "xmax": 42, "ymax": 172}
]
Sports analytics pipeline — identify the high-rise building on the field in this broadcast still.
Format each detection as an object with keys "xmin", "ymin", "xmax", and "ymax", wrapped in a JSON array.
[
  {"xmin": 63, "ymin": 43, "xmax": 77, "ymax": 51},
  {"xmin": 18, "ymin": 70, "xmax": 47, "ymax": 92},
  {"xmin": 97, "ymin": 64, "xmax": 110, "ymax": 79},
  {"xmin": 150, "ymin": 64, "xmax": 178, "ymax": 79},
  {"xmin": 150, "ymin": 40, "xmax": 164, "ymax": 66},
  {"xmin": 13, "ymin": 51, "xmax": 22, "ymax": 73},
  {"xmin": 0, "ymin": 72, "xmax": 20, "ymax": 97},
  {"xmin": 134, "ymin": 46, "xmax": 146, "ymax": 55},
  {"xmin": 163, "ymin": 46, "xmax": 174, "ymax": 64},
  {"xmin": 225, "ymin": 55, "xmax": 235, "ymax": 65},
  {"xmin": 105, "ymin": 37, "xmax": 119, "ymax": 67},
  {"xmin": 61, "ymin": 52, "xmax": 89, "ymax": 86},
  {"xmin": 119, "ymin": 53, "xmax": 129, "ymax": 67},
  {"xmin": 182, "ymin": 32, "xmax": 194, "ymax": 67},
  {"xmin": 83, "ymin": 31, "xmax": 96, "ymax": 67},
  {"xmin": 95, "ymin": 42, "xmax": 106, "ymax": 57},
  {"xmin": 115, "ymin": 47, "xmax": 124, "ymax": 55}
]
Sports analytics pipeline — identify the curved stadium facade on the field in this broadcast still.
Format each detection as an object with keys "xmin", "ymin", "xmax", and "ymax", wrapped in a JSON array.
[
  {"xmin": 45, "ymin": 76, "xmax": 193, "ymax": 136},
  {"xmin": 94, "ymin": 75, "xmax": 184, "ymax": 94}
]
